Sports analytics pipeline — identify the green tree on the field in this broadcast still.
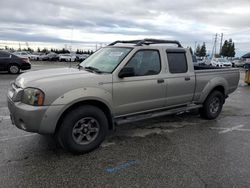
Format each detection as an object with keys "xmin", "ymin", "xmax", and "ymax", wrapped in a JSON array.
[
  {"xmin": 195, "ymin": 44, "xmax": 201, "ymax": 56},
  {"xmin": 199, "ymin": 42, "xmax": 206, "ymax": 57},
  {"xmin": 220, "ymin": 39, "xmax": 235, "ymax": 58},
  {"xmin": 220, "ymin": 40, "xmax": 228, "ymax": 57}
]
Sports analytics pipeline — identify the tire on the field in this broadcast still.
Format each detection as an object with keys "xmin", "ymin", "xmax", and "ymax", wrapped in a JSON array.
[
  {"xmin": 8, "ymin": 64, "xmax": 20, "ymax": 74},
  {"xmin": 56, "ymin": 105, "xmax": 108, "ymax": 154},
  {"xmin": 199, "ymin": 90, "xmax": 224, "ymax": 120}
]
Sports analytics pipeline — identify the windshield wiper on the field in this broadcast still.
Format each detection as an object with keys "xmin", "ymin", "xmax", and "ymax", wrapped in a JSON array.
[{"xmin": 84, "ymin": 66, "xmax": 103, "ymax": 74}]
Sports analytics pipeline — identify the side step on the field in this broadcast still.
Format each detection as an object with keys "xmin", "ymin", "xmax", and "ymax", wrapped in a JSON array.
[{"xmin": 115, "ymin": 104, "xmax": 202, "ymax": 125}]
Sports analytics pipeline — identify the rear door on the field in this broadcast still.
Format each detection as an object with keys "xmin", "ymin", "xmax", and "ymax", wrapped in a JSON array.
[
  {"xmin": 113, "ymin": 49, "xmax": 166, "ymax": 116},
  {"xmin": 0, "ymin": 51, "xmax": 11, "ymax": 71},
  {"xmin": 164, "ymin": 49, "xmax": 195, "ymax": 107}
]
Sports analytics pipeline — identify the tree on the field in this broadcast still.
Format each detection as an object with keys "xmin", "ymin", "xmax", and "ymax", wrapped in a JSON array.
[
  {"xmin": 41, "ymin": 48, "xmax": 48, "ymax": 53},
  {"xmin": 195, "ymin": 44, "xmax": 201, "ymax": 56},
  {"xmin": 220, "ymin": 40, "xmax": 228, "ymax": 57},
  {"xmin": 220, "ymin": 39, "xmax": 235, "ymax": 58},
  {"xmin": 199, "ymin": 42, "xmax": 206, "ymax": 57},
  {"xmin": 195, "ymin": 43, "xmax": 206, "ymax": 57},
  {"xmin": 228, "ymin": 39, "xmax": 235, "ymax": 58}
]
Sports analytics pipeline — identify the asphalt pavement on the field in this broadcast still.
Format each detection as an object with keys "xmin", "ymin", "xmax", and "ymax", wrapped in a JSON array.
[{"xmin": 0, "ymin": 63, "xmax": 250, "ymax": 188}]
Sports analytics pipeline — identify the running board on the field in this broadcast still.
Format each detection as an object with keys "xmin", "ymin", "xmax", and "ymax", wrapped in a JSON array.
[{"xmin": 115, "ymin": 104, "xmax": 203, "ymax": 125}]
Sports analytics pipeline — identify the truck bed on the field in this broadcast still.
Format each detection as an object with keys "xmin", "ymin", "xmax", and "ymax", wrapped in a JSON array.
[{"xmin": 193, "ymin": 67, "xmax": 240, "ymax": 103}]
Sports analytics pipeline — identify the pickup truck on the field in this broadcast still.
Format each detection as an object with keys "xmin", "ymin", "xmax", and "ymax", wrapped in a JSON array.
[{"xmin": 7, "ymin": 39, "xmax": 240, "ymax": 154}]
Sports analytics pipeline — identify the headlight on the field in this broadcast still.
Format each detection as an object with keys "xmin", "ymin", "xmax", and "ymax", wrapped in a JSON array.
[{"xmin": 21, "ymin": 88, "xmax": 45, "ymax": 106}]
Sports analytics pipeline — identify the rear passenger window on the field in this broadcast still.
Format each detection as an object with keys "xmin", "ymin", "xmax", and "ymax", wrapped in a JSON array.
[{"xmin": 167, "ymin": 52, "xmax": 187, "ymax": 73}]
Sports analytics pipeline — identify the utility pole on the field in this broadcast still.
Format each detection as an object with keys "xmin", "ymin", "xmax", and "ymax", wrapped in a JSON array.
[
  {"xmin": 219, "ymin": 33, "xmax": 223, "ymax": 54},
  {"xmin": 214, "ymin": 33, "xmax": 218, "ymax": 55}
]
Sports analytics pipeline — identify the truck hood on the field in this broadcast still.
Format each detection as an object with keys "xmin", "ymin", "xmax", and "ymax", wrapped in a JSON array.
[
  {"xmin": 15, "ymin": 67, "xmax": 113, "ymax": 105},
  {"xmin": 16, "ymin": 68, "xmax": 96, "ymax": 88}
]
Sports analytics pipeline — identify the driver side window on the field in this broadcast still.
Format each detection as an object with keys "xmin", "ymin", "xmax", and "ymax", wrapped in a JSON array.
[{"xmin": 125, "ymin": 50, "xmax": 161, "ymax": 76}]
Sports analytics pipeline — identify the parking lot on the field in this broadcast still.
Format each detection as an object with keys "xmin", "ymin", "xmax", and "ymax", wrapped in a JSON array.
[{"xmin": 0, "ymin": 62, "xmax": 250, "ymax": 187}]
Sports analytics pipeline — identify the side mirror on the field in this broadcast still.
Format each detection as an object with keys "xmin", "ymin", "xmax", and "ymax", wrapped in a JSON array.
[{"xmin": 118, "ymin": 67, "xmax": 135, "ymax": 78}]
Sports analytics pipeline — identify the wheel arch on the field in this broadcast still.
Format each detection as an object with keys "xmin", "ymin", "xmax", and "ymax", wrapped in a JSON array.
[
  {"xmin": 200, "ymin": 85, "xmax": 226, "ymax": 105},
  {"xmin": 198, "ymin": 76, "xmax": 228, "ymax": 104},
  {"xmin": 55, "ymin": 100, "xmax": 114, "ymax": 134},
  {"xmin": 8, "ymin": 62, "xmax": 20, "ymax": 68}
]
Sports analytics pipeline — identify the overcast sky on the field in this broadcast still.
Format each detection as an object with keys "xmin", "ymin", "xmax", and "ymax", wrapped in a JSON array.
[{"xmin": 0, "ymin": 0, "xmax": 250, "ymax": 56}]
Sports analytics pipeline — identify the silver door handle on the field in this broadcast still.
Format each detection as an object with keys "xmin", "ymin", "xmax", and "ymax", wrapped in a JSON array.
[{"xmin": 185, "ymin": 77, "xmax": 190, "ymax": 81}]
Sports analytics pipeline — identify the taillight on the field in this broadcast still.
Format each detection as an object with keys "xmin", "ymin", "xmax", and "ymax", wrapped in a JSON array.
[{"xmin": 22, "ymin": 58, "xmax": 30, "ymax": 63}]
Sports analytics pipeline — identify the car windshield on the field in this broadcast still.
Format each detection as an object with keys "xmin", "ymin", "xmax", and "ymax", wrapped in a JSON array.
[{"xmin": 80, "ymin": 47, "xmax": 132, "ymax": 73}]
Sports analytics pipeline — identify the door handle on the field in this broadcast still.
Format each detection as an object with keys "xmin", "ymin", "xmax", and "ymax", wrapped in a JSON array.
[
  {"xmin": 157, "ymin": 79, "xmax": 164, "ymax": 83},
  {"xmin": 185, "ymin": 77, "xmax": 191, "ymax": 81}
]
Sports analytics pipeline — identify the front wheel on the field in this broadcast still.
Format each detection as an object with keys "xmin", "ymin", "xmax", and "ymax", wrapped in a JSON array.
[
  {"xmin": 56, "ymin": 105, "xmax": 108, "ymax": 154},
  {"xmin": 199, "ymin": 91, "xmax": 224, "ymax": 120}
]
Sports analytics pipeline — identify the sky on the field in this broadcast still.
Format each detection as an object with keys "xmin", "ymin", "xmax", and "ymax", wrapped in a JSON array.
[{"xmin": 0, "ymin": 0, "xmax": 250, "ymax": 56}]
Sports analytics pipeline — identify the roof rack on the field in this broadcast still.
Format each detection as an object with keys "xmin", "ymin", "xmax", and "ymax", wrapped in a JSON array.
[{"xmin": 108, "ymin": 39, "xmax": 182, "ymax": 47}]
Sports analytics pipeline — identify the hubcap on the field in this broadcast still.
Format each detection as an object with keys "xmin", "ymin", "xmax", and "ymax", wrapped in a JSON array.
[
  {"xmin": 10, "ymin": 66, "xmax": 19, "ymax": 73},
  {"xmin": 209, "ymin": 97, "xmax": 220, "ymax": 114},
  {"xmin": 72, "ymin": 117, "xmax": 100, "ymax": 145}
]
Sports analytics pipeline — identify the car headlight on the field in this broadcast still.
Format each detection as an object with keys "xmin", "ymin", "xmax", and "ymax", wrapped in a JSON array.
[{"xmin": 21, "ymin": 88, "xmax": 45, "ymax": 106}]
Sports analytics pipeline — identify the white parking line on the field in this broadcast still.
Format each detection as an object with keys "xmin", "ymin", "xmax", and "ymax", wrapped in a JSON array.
[
  {"xmin": 210, "ymin": 125, "xmax": 250, "ymax": 134},
  {"xmin": 0, "ymin": 134, "xmax": 37, "ymax": 142}
]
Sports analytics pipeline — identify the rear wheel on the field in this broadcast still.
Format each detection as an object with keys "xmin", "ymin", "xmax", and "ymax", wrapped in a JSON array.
[
  {"xmin": 199, "ymin": 90, "xmax": 224, "ymax": 120},
  {"xmin": 56, "ymin": 105, "xmax": 108, "ymax": 154},
  {"xmin": 8, "ymin": 64, "xmax": 20, "ymax": 74}
]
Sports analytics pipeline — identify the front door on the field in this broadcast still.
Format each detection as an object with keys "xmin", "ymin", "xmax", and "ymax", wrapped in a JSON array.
[{"xmin": 113, "ymin": 49, "xmax": 166, "ymax": 116}]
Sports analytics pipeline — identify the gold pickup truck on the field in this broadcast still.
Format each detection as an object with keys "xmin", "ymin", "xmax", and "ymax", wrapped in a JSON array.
[{"xmin": 7, "ymin": 39, "xmax": 240, "ymax": 154}]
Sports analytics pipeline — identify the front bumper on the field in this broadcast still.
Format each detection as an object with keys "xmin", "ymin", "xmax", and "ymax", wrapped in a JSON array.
[
  {"xmin": 7, "ymin": 84, "xmax": 65, "ymax": 134},
  {"xmin": 7, "ymin": 95, "xmax": 65, "ymax": 134},
  {"xmin": 8, "ymin": 96, "xmax": 48, "ymax": 133}
]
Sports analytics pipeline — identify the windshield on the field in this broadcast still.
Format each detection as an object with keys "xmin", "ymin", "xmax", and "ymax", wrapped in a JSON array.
[{"xmin": 80, "ymin": 47, "xmax": 132, "ymax": 73}]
